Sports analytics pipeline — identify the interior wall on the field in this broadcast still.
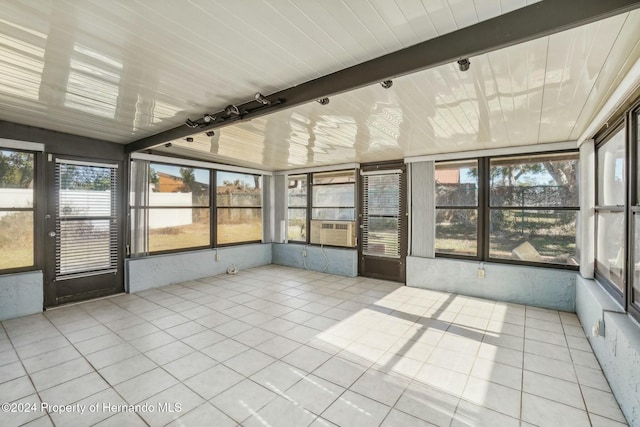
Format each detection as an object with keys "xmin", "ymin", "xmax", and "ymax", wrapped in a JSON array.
[
  {"xmin": 126, "ymin": 244, "xmax": 272, "ymax": 293},
  {"xmin": 408, "ymin": 256, "xmax": 576, "ymax": 311},
  {"xmin": 0, "ymin": 271, "xmax": 43, "ymax": 321},
  {"xmin": 576, "ymin": 276, "xmax": 640, "ymax": 426},
  {"xmin": 272, "ymin": 243, "xmax": 357, "ymax": 277}
]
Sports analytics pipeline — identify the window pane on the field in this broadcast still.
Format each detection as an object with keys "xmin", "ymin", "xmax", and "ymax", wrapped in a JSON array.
[
  {"xmin": 0, "ymin": 150, "xmax": 34, "ymax": 208},
  {"xmin": 436, "ymin": 160, "xmax": 478, "ymax": 206},
  {"xmin": 597, "ymin": 128, "xmax": 625, "ymax": 206},
  {"xmin": 217, "ymin": 208, "xmax": 262, "ymax": 244},
  {"xmin": 313, "ymin": 170, "xmax": 355, "ymax": 184},
  {"xmin": 596, "ymin": 211, "xmax": 625, "ymax": 291},
  {"xmin": 288, "ymin": 208, "xmax": 306, "ymax": 241},
  {"xmin": 288, "ymin": 175, "xmax": 307, "ymax": 207},
  {"xmin": 312, "ymin": 208, "xmax": 355, "ymax": 221},
  {"xmin": 364, "ymin": 217, "xmax": 399, "ymax": 257},
  {"xmin": 217, "ymin": 172, "xmax": 261, "ymax": 207},
  {"xmin": 149, "ymin": 163, "xmax": 210, "ymax": 206},
  {"xmin": 490, "ymin": 153, "xmax": 579, "ymax": 207},
  {"xmin": 149, "ymin": 208, "xmax": 210, "ymax": 252},
  {"xmin": 634, "ymin": 213, "xmax": 640, "ymax": 305},
  {"xmin": 489, "ymin": 209, "xmax": 578, "ymax": 265},
  {"xmin": 0, "ymin": 211, "xmax": 33, "ymax": 269},
  {"xmin": 312, "ymin": 184, "xmax": 355, "ymax": 207},
  {"xmin": 436, "ymin": 208, "xmax": 477, "ymax": 256},
  {"xmin": 637, "ymin": 113, "xmax": 640, "ymax": 204}
]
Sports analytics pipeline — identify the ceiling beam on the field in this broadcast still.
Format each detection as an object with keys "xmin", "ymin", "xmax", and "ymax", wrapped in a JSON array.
[{"xmin": 126, "ymin": 0, "xmax": 640, "ymax": 153}]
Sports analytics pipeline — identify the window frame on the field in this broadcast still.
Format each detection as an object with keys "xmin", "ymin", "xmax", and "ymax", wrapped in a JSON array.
[
  {"xmin": 286, "ymin": 169, "xmax": 357, "ymax": 247},
  {"xmin": 287, "ymin": 174, "xmax": 309, "ymax": 243},
  {"xmin": 434, "ymin": 158, "xmax": 480, "ymax": 259},
  {"xmin": 435, "ymin": 150, "xmax": 580, "ymax": 271},
  {"xmin": 0, "ymin": 147, "xmax": 38, "ymax": 274},
  {"xmin": 594, "ymin": 120, "xmax": 627, "ymax": 303},
  {"xmin": 215, "ymin": 171, "xmax": 263, "ymax": 247},
  {"xmin": 592, "ymin": 96, "xmax": 640, "ymax": 323},
  {"xmin": 131, "ymin": 161, "xmax": 213, "ymax": 255}
]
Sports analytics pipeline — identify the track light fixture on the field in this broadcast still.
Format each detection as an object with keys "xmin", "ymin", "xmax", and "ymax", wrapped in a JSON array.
[
  {"xmin": 380, "ymin": 80, "xmax": 393, "ymax": 89},
  {"xmin": 185, "ymin": 137, "xmax": 194, "ymax": 143},
  {"xmin": 316, "ymin": 98, "xmax": 329, "ymax": 105},
  {"xmin": 225, "ymin": 104, "xmax": 240, "ymax": 116},
  {"xmin": 164, "ymin": 143, "xmax": 172, "ymax": 148},
  {"xmin": 205, "ymin": 130, "xmax": 215, "ymax": 137},
  {"xmin": 203, "ymin": 114, "xmax": 216, "ymax": 123},
  {"xmin": 185, "ymin": 119, "xmax": 199, "ymax": 128},
  {"xmin": 457, "ymin": 58, "xmax": 470, "ymax": 72},
  {"xmin": 254, "ymin": 93, "xmax": 271, "ymax": 105}
]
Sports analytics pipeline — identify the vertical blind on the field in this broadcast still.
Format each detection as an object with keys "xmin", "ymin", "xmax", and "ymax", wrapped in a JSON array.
[
  {"xmin": 55, "ymin": 160, "xmax": 118, "ymax": 277},
  {"xmin": 361, "ymin": 171, "xmax": 402, "ymax": 258}
]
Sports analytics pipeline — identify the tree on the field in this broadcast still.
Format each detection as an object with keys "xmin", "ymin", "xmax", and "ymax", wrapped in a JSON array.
[{"xmin": 0, "ymin": 151, "xmax": 33, "ymax": 188}]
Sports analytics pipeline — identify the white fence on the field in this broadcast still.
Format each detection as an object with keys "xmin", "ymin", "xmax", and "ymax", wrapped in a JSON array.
[{"xmin": 0, "ymin": 189, "xmax": 193, "ymax": 228}]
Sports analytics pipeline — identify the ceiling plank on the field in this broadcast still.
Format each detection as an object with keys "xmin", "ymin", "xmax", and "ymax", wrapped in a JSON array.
[{"xmin": 125, "ymin": 0, "xmax": 640, "ymax": 153}]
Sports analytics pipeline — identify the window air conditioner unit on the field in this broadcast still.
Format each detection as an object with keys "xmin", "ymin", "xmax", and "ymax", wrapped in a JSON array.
[{"xmin": 310, "ymin": 220, "xmax": 355, "ymax": 247}]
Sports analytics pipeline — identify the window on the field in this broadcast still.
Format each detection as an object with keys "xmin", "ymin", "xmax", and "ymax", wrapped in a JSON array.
[
  {"xmin": 634, "ymin": 112, "xmax": 640, "ymax": 307},
  {"xmin": 131, "ymin": 162, "xmax": 211, "ymax": 253},
  {"xmin": 310, "ymin": 170, "xmax": 356, "ymax": 247},
  {"xmin": 490, "ymin": 153, "xmax": 579, "ymax": 265},
  {"xmin": 435, "ymin": 160, "xmax": 478, "ymax": 256},
  {"xmin": 595, "ymin": 127, "xmax": 626, "ymax": 293},
  {"xmin": 435, "ymin": 152, "xmax": 579, "ymax": 268},
  {"xmin": 311, "ymin": 170, "xmax": 356, "ymax": 221},
  {"xmin": 288, "ymin": 175, "xmax": 307, "ymax": 242},
  {"xmin": 216, "ymin": 172, "xmax": 262, "ymax": 245},
  {"xmin": 0, "ymin": 149, "xmax": 35, "ymax": 271}
]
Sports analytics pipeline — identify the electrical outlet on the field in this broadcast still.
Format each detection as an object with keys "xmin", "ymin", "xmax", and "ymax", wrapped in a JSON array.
[
  {"xmin": 215, "ymin": 253, "xmax": 221, "ymax": 261},
  {"xmin": 302, "ymin": 248, "xmax": 307, "ymax": 257},
  {"xmin": 477, "ymin": 268, "xmax": 485, "ymax": 279}
]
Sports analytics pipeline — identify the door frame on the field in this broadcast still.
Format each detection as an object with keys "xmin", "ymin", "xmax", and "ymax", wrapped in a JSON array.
[
  {"xmin": 358, "ymin": 160, "xmax": 408, "ymax": 283},
  {"xmin": 44, "ymin": 153, "xmax": 125, "ymax": 307}
]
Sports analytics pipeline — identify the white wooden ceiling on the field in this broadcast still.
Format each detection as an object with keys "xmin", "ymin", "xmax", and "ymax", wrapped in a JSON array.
[{"xmin": 1, "ymin": 1, "xmax": 639, "ymax": 170}]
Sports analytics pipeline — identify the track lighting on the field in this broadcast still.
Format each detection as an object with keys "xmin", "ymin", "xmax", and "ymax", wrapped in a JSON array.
[
  {"xmin": 254, "ymin": 93, "xmax": 271, "ymax": 105},
  {"xmin": 185, "ymin": 119, "xmax": 199, "ymax": 128},
  {"xmin": 316, "ymin": 98, "xmax": 329, "ymax": 105},
  {"xmin": 164, "ymin": 143, "xmax": 172, "ymax": 148},
  {"xmin": 185, "ymin": 137, "xmax": 194, "ymax": 142},
  {"xmin": 203, "ymin": 114, "xmax": 216, "ymax": 123},
  {"xmin": 225, "ymin": 104, "xmax": 240, "ymax": 116},
  {"xmin": 457, "ymin": 58, "xmax": 470, "ymax": 72},
  {"xmin": 205, "ymin": 130, "xmax": 215, "ymax": 137},
  {"xmin": 380, "ymin": 80, "xmax": 393, "ymax": 89}
]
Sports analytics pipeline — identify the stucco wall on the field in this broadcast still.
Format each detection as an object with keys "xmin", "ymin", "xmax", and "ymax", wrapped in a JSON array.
[
  {"xmin": 126, "ymin": 244, "xmax": 272, "ymax": 293},
  {"xmin": 407, "ymin": 256, "xmax": 576, "ymax": 311},
  {"xmin": 272, "ymin": 243, "xmax": 357, "ymax": 277},
  {"xmin": 576, "ymin": 276, "xmax": 640, "ymax": 427},
  {"xmin": 0, "ymin": 271, "xmax": 43, "ymax": 321}
]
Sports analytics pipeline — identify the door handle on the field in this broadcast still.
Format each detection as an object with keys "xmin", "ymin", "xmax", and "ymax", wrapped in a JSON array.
[{"xmin": 49, "ymin": 231, "xmax": 56, "ymax": 237}]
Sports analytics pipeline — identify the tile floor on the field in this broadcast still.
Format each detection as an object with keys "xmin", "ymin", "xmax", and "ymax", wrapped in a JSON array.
[{"xmin": 0, "ymin": 265, "xmax": 628, "ymax": 427}]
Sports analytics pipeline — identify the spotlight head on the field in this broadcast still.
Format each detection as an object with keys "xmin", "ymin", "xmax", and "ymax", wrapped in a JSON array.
[
  {"xmin": 380, "ymin": 80, "xmax": 393, "ymax": 89},
  {"xmin": 457, "ymin": 58, "xmax": 470, "ymax": 72},
  {"xmin": 185, "ymin": 119, "xmax": 199, "ymax": 128},
  {"xmin": 164, "ymin": 143, "xmax": 172, "ymax": 148},
  {"xmin": 254, "ymin": 93, "xmax": 271, "ymax": 105},
  {"xmin": 316, "ymin": 97, "xmax": 329, "ymax": 105},
  {"xmin": 185, "ymin": 137, "xmax": 194, "ymax": 143},
  {"xmin": 205, "ymin": 130, "xmax": 215, "ymax": 137},
  {"xmin": 203, "ymin": 114, "xmax": 216, "ymax": 123},
  {"xmin": 225, "ymin": 104, "xmax": 240, "ymax": 116}
]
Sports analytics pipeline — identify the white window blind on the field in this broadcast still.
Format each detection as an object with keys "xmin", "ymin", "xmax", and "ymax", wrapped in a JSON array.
[{"xmin": 362, "ymin": 172, "xmax": 402, "ymax": 258}]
